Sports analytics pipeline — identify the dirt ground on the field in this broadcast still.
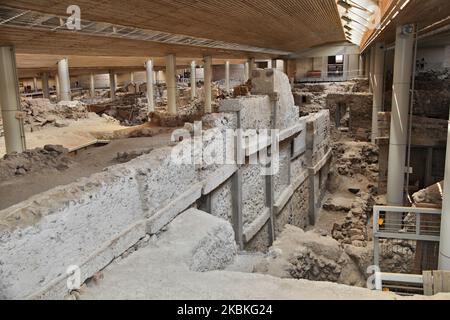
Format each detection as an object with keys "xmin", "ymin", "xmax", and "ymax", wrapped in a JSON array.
[{"xmin": 0, "ymin": 134, "xmax": 173, "ymax": 210}]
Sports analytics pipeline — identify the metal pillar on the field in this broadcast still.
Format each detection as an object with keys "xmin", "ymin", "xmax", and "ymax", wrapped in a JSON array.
[
  {"xmin": 146, "ymin": 59, "xmax": 155, "ymax": 113},
  {"xmin": 190, "ymin": 60, "xmax": 196, "ymax": 100},
  {"xmin": 225, "ymin": 60, "xmax": 230, "ymax": 93},
  {"xmin": 109, "ymin": 70, "xmax": 116, "ymax": 100},
  {"xmin": 369, "ymin": 47, "xmax": 376, "ymax": 93},
  {"xmin": 386, "ymin": 25, "xmax": 415, "ymax": 208},
  {"xmin": 0, "ymin": 46, "xmax": 26, "ymax": 153},
  {"xmin": 166, "ymin": 54, "xmax": 177, "ymax": 115},
  {"xmin": 90, "ymin": 73, "xmax": 95, "ymax": 98},
  {"xmin": 42, "ymin": 72, "xmax": 50, "ymax": 99},
  {"xmin": 439, "ymin": 109, "xmax": 450, "ymax": 270},
  {"xmin": 372, "ymin": 43, "xmax": 385, "ymax": 144},
  {"xmin": 57, "ymin": 58, "xmax": 71, "ymax": 101},
  {"xmin": 204, "ymin": 56, "xmax": 212, "ymax": 114}
]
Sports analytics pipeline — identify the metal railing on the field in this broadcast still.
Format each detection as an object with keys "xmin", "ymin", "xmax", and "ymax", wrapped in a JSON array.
[{"xmin": 373, "ymin": 205, "xmax": 442, "ymax": 268}]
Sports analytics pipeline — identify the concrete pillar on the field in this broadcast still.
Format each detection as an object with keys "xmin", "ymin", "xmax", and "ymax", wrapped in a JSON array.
[
  {"xmin": 109, "ymin": 70, "xmax": 116, "ymax": 100},
  {"xmin": 190, "ymin": 61, "xmax": 196, "ymax": 100},
  {"xmin": 322, "ymin": 56, "xmax": 329, "ymax": 81},
  {"xmin": 344, "ymin": 55, "xmax": 350, "ymax": 80},
  {"xmin": 146, "ymin": 59, "xmax": 155, "ymax": 113},
  {"xmin": 386, "ymin": 25, "xmax": 416, "ymax": 208},
  {"xmin": 271, "ymin": 59, "xmax": 278, "ymax": 70},
  {"xmin": 130, "ymin": 72, "xmax": 134, "ymax": 83},
  {"xmin": 248, "ymin": 58, "xmax": 255, "ymax": 78},
  {"xmin": 359, "ymin": 55, "xmax": 364, "ymax": 77},
  {"xmin": 283, "ymin": 59, "xmax": 288, "ymax": 74},
  {"xmin": 204, "ymin": 56, "xmax": 213, "ymax": 114},
  {"xmin": 33, "ymin": 77, "xmax": 38, "ymax": 93},
  {"xmin": 439, "ymin": 109, "xmax": 450, "ymax": 270},
  {"xmin": 57, "ymin": 58, "xmax": 71, "ymax": 101},
  {"xmin": 225, "ymin": 60, "xmax": 230, "ymax": 93},
  {"xmin": 90, "ymin": 73, "xmax": 95, "ymax": 98},
  {"xmin": 166, "ymin": 54, "xmax": 177, "ymax": 115},
  {"xmin": 0, "ymin": 46, "xmax": 26, "ymax": 153},
  {"xmin": 369, "ymin": 47, "xmax": 376, "ymax": 93},
  {"xmin": 365, "ymin": 52, "xmax": 370, "ymax": 77},
  {"xmin": 371, "ymin": 43, "xmax": 385, "ymax": 144},
  {"xmin": 244, "ymin": 62, "xmax": 250, "ymax": 82},
  {"xmin": 55, "ymin": 74, "xmax": 60, "ymax": 100},
  {"xmin": 114, "ymin": 74, "xmax": 118, "ymax": 90},
  {"xmin": 42, "ymin": 72, "xmax": 50, "ymax": 99}
]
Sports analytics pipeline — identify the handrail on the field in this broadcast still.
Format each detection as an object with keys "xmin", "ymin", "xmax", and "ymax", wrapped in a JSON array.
[{"xmin": 373, "ymin": 205, "xmax": 442, "ymax": 268}]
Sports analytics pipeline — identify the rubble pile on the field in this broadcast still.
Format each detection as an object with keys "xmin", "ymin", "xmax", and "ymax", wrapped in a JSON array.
[
  {"xmin": 233, "ymin": 80, "xmax": 252, "ymax": 97},
  {"xmin": 332, "ymin": 142, "xmax": 379, "ymax": 184},
  {"xmin": 351, "ymin": 79, "xmax": 370, "ymax": 93},
  {"xmin": 0, "ymin": 99, "xmax": 89, "ymax": 136},
  {"xmin": 412, "ymin": 181, "xmax": 443, "ymax": 207},
  {"xmin": 114, "ymin": 148, "xmax": 154, "ymax": 163},
  {"xmin": 255, "ymin": 225, "xmax": 367, "ymax": 287},
  {"xmin": 331, "ymin": 192, "xmax": 373, "ymax": 247},
  {"xmin": 378, "ymin": 239, "xmax": 416, "ymax": 274},
  {"xmin": 291, "ymin": 80, "xmax": 366, "ymax": 116},
  {"xmin": 0, "ymin": 144, "xmax": 72, "ymax": 180},
  {"xmin": 86, "ymin": 94, "xmax": 147, "ymax": 126},
  {"xmin": 153, "ymin": 100, "xmax": 207, "ymax": 127}
]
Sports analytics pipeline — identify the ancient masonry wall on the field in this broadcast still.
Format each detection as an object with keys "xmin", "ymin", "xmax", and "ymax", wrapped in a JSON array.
[
  {"xmin": 326, "ymin": 93, "xmax": 373, "ymax": 140},
  {"xmin": 0, "ymin": 69, "xmax": 332, "ymax": 299}
]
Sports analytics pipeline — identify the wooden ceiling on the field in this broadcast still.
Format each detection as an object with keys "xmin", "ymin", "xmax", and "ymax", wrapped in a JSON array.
[
  {"xmin": 362, "ymin": 0, "xmax": 450, "ymax": 51},
  {"xmin": 0, "ymin": 0, "xmax": 346, "ymax": 55}
]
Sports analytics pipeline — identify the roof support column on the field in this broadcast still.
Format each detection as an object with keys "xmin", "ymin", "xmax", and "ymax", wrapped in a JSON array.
[
  {"xmin": 33, "ymin": 77, "xmax": 38, "ymax": 93},
  {"xmin": 271, "ymin": 59, "xmax": 278, "ymax": 70},
  {"xmin": 191, "ymin": 60, "xmax": 196, "ymax": 100},
  {"xmin": 0, "ymin": 46, "xmax": 26, "ymax": 154},
  {"xmin": 203, "ymin": 56, "xmax": 213, "ymax": 114},
  {"xmin": 166, "ymin": 54, "xmax": 177, "ymax": 115},
  {"xmin": 146, "ymin": 59, "xmax": 155, "ymax": 113},
  {"xmin": 359, "ymin": 55, "xmax": 364, "ymax": 77},
  {"xmin": 371, "ymin": 43, "xmax": 385, "ymax": 144},
  {"xmin": 369, "ymin": 47, "xmax": 376, "ymax": 93},
  {"xmin": 90, "ymin": 73, "xmax": 95, "ymax": 98},
  {"xmin": 386, "ymin": 25, "xmax": 415, "ymax": 210},
  {"xmin": 364, "ymin": 52, "xmax": 370, "ymax": 78},
  {"xmin": 439, "ymin": 109, "xmax": 450, "ymax": 270},
  {"xmin": 109, "ymin": 70, "xmax": 116, "ymax": 101},
  {"xmin": 42, "ymin": 72, "xmax": 50, "ymax": 99},
  {"xmin": 130, "ymin": 72, "xmax": 134, "ymax": 83},
  {"xmin": 225, "ymin": 60, "xmax": 230, "ymax": 93},
  {"xmin": 244, "ymin": 62, "xmax": 249, "ymax": 82},
  {"xmin": 248, "ymin": 57, "xmax": 255, "ymax": 78},
  {"xmin": 55, "ymin": 74, "xmax": 60, "ymax": 100},
  {"xmin": 57, "ymin": 58, "xmax": 71, "ymax": 101}
]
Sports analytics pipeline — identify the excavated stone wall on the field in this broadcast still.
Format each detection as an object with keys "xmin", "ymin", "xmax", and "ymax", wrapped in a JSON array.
[
  {"xmin": 326, "ymin": 93, "xmax": 373, "ymax": 140},
  {"xmin": 0, "ymin": 69, "xmax": 332, "ymax": 299}
]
